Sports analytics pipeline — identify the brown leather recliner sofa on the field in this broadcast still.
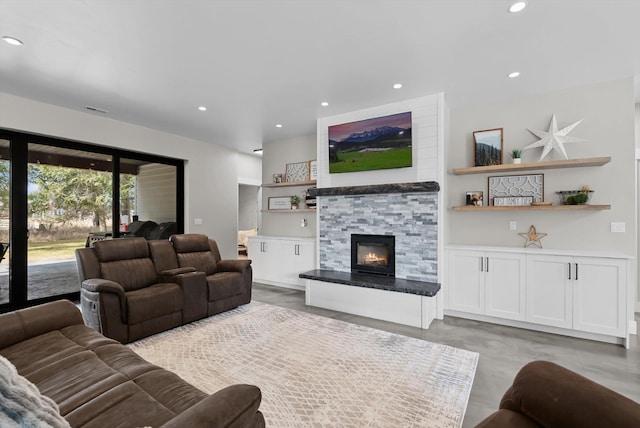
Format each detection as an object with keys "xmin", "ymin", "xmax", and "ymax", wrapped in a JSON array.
[
  {"xmin": 475, "ymin": 360, "xmax": 640, "ymax": 427},
  {"xmin": 0, "ymin": 300, "xmax": 264, "ymax": 427},
  {"xmin": 76, "ymin": 234, "xmax": 252, "ymax": 343}
]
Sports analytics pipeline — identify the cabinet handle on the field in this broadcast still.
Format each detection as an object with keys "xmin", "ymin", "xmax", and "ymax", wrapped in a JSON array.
[
  {"xmin": 568, "ymin": 263, "xmax": 571, "ymax": 280},
  {"xmin": 480, "ymin": 257, "xmax": 484, "ymax": 272},
  {"xmin": 295, "ymin": 244, "xmax": 299, "ymax": 255},
  {"xmin": 485, "ymin": 257, "xmax": 489, "ymax": 272},
  {"xmin": 575, "ymin": 263, "xmax": 578, "ymax": 280}
]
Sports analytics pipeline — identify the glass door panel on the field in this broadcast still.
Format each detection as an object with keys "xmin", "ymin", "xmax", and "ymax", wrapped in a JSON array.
[
  {"xmin": 121, "ymin": 159, "xmax": 177, "ymax": 240},
  {"xmin": 27, "ymin": 143, "xmax": 112, "ymax": 300},
  {"xmin": 0, "ymin": 139, "xmax": 9, "ymax": 305}
]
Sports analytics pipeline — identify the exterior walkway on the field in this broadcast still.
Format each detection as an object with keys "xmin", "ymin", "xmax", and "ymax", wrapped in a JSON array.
[{"xmin": 0, "ymin": 259, "xmax": 79, "ymax": 304}]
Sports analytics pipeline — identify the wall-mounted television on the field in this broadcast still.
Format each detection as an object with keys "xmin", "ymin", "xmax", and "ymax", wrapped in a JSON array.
[{"xmin": 328, "ymin": 111, "xmax": 412, "ymax": 174}]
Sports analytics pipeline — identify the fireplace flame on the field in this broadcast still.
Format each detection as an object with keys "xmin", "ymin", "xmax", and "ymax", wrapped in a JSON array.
[{"xmin": 364, "ymin": 252, "xmax": 386, "ymax": 264}]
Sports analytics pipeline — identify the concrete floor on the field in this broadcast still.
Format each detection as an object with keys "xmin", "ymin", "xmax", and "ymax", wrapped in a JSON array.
[{"xmin": 251, "ymin": 282, "xmax": 640, "ymax": 427}]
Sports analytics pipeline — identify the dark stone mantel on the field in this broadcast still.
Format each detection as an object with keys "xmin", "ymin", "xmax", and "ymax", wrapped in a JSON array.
[
  {"xmin": 309, "ymin": 181, "xmax": 439, "ymax": 198},
  {"xmin": 299, "ymin": 269, "xmax": 440, "ymax": 297}
]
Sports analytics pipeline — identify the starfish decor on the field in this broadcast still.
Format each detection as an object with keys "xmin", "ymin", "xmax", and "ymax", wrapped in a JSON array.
[
  {"xmin": 519, "ymin": 225, "xmax": 547, "ymax": 248},
  {"xmin": 523, "ymin": 114, "xmax": 586, "ymax": 161}
]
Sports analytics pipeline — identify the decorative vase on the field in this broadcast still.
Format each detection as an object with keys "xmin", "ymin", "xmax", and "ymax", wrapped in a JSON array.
[
  {"xmin": 513, "ymin": 158, "xmax": 522, "ymax": 164},
  {"xmin": 291, "ymin": 204, "xmax": 298, "ymax": 210}
]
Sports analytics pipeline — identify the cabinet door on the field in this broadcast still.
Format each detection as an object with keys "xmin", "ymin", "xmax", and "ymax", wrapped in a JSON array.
[
  {"xmin": 250, "ymin": 239, "xmax": 281, "ymax": 283},
  {"xmin": 280, "ymin": 241, "xmax": 315, "ymax": 287},
  {"xmin": 573, "ymin": 257, "xmax": 626, "ymax": 336},
  {"xmin": 484, "ymin": 252, "xmax": 526, "ymax": 321},
  {"xmin": 447, "ymin": 250, "xmax": 484, "ymax": 314},
  {"xmin": 526, "ymin": 255, "xmax": 572, "ymax": 328}
]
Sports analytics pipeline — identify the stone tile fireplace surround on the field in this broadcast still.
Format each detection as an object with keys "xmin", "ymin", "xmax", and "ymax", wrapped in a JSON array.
[{"xmin": 311, "ymin": 182, "xmax": 439, "ymax": 282}]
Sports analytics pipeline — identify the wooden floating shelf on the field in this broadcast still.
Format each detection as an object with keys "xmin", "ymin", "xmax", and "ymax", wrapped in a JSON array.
[
  {"xmin": 451, "ymin": 157, "xmax": 611, "ymax": 175},
  {"xmin": 262, "ymin": 180, "xmax": 316, "ymax": 188},
  {"xmin": 261, "ymin": 208, "xmax": 317, "ymax": 213},
  {"xmin": 452, "ymin": 205, "xmax": 611, "ymax": 212}
]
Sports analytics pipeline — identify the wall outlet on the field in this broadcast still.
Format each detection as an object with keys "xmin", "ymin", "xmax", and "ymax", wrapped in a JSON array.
[
  {"xmin": 509, "ymin": 221, "xmax": 517, "ymax": 231},
  {"xmin": 610, "ymin": 222, "xmax": 625, "ymax": 233},
  {"xmin": 194, "ymin": 218, "xmax": 203, "ymax": 225}
]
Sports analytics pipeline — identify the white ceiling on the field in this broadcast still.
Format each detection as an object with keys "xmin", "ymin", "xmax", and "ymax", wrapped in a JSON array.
[{"xmin": 1, "ymin": 0, "xmax": 639, "ymax": 155}]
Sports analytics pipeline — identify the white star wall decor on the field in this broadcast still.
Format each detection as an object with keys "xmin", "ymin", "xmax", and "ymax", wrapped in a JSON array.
[{"xmin": 523, "ymin": 114, "xmax": 586, "ymax": 161}]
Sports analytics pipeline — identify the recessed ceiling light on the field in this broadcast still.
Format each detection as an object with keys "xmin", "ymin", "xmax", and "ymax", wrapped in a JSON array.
[
  {"xmin": 508, "ymin": 71, "xmax": 521, "ymax": 78},
  {"xmin": 321, "ymin": 102, "xmax": 329, "ymax": 107},
  {"xmin": 393, "ymin": 83, "xmax": 403, "ymax": 89},
  {"xmin": 2, "ymin": 36, "xmax": 23, "ymax": 46},
  {"xmin": 509, "ymin": 1, "xmax": 527, "ymax": 13},
  {"xmin": 198, "ymin": 106, "xmax": 207, "ymax": 111},
  {"xmin": 253, "ymin": 148, "xmax": 263, "ymax": 155},
  {"xmin": 275, "ymin": 124, "xmax": 283, "ymax": 128}
]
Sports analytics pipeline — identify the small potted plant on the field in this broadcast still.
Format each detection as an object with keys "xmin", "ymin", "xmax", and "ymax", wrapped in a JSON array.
[
  {"xmin": 510, "ymin": 149, "xmax": 523, "ymax": 164},
  {"xmin": 290, "ymin": 195, "xmax": 300, "ymax": 209}
]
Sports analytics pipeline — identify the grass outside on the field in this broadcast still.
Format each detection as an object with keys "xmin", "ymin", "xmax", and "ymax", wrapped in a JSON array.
[
  {"xmin": 26, "ymin": 239, "xmax": 85, "ymax": 262},
  {"xmin": 329, "ymin": 147, "xmax": 412, "ymax": 173}
]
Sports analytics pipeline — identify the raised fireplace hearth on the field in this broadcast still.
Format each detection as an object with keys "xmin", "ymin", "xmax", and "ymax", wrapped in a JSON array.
[{"xmin": 351, "ymin": 234, "xmax": 395, "ymax": 276}]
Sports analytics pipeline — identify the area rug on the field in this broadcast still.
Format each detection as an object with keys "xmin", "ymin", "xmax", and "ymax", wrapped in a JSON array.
[{"xmin": 128, "ymin": 302, "xmax": 479, "ymax": 427}]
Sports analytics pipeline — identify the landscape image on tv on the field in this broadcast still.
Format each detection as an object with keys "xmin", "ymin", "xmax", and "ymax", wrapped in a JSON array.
[{"xmin": 328, "ymin": 111, "xmax": 412, "ymax": 174}]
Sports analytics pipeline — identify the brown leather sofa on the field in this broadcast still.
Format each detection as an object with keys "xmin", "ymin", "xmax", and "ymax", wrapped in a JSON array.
[
  {"xmin": 167, "ymin": 234, "xmax": 253, "ymax": 316},
  {"xmin": 0, "ymin": 300, "xmax": 264, "ymax": 427},
  {"xmin": 475, "ymin": 360, "xmax": 640, "ymax": 427},
  {"xmin": 76, "ymin": 235, "xmax": 252, "ymax": 344}
]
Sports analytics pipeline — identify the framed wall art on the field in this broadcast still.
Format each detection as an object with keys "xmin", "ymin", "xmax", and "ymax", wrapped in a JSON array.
[
  {"xmin": 473, "ymin": 128, "xmax": 503, "ymax": 167},
  {"xmin": 488, "ymin": 174, "xmax": 544, "ymax": 206},
  {"xmin": 268, "ymin": 197, "xmax": 292, "ymax": 210},
  {"xmin": 465, "ymin": 191, "xmax": 484, "ymax": 206},
  {"xmin": 285, "ymin": 162, "xmax": 310, "ymax": 182},
  {"xmin": 308, "ymin": 160, "xmax": 318, "ymax": 180}
]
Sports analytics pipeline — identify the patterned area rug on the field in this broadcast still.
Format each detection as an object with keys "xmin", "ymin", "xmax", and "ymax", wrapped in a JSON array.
[{"xmin": 128, "ymin": 302, "xmax": 478, "ymax": 427}]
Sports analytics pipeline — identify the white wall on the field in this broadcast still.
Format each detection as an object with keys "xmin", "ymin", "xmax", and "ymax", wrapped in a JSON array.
[
  {"xmin": 0, "ymin": 92, "xmax": 240, "ymax": 258},
  {"xmin": 316, "ymin": 94, "xmax": 442, "ymax": 188},
  {"xmin": 260, "ymin": 134, "xmax": 317, "ymax": 237},
  {"xmin": 447, "ymin": 78, "xmax": 636, "ymax": 256},
  {"xmin": 238, "ymin": 184, "xmax": 259, "ymax": 230}
]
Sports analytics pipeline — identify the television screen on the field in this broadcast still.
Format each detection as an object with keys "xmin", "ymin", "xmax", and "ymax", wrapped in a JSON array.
[{"xmin": 328, "ymin": 111, "xmax": 412, "ymax": 174}]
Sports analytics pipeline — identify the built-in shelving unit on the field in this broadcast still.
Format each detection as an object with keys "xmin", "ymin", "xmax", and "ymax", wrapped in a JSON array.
[
  {"xmin": 262, "ymin": 180, "xmax": 316, "ymax": 188},
  {"xmin": 451, "ymin": 156, "xmax": 612, "ymax": 211},
  {"xmin": 452, "ymin": 204, "xmax": 611, "ymax": 212},
  {"xmin": 451, "ymin": 156, "xmax": 611, "ymax": 175}
]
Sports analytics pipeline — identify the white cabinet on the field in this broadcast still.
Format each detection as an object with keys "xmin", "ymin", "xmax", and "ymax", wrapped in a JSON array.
[
  {"xmin": 446, "ymin": 245, "xmax": 631, "ymax": 346},
  {"xmin": 526, "ymin": 255, "xmax": 573, "ymax": 328},
  {"xmin": 527, "ymin": 254, "xmax": 626, "ymax": 336},
  {"xmin": 248, "ymin": 235, "xmax": 316, "ymax": 290},
  {"xmin": 448, "ymin": 249, "xmax": 525, "ymax": 321}
]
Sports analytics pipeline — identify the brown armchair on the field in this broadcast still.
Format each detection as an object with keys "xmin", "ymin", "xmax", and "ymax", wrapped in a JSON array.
[
  {"xmin": 169, "ymin": 234, "xmax": 253, "ymax": 316},
  {"xmin": 76, "ymin": 237, "xmax": 187, "ymax": 343},
  {"xmin": 475, "ymin": 360, "xmax": 640, "ymax": 427}
]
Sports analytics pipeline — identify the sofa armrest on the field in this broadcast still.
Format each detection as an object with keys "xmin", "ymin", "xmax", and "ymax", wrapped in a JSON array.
[
  {"xmin": 160, "ymin": 384, "xmax": 264, "ymax": 428},
  {"xmin": 82, "ymin": 278, "xmax": 127, "ymax": 320},
  {"xmin": 157, "ymin": 267, "xmax": 197, "ymax": 282},
  {"xmin": 499, "ymin": 361, "xmax": 640, "ymax": 428},
  {"xmin": 0, "ymin": 300, "xmax": 83, "ymax": 349},
  {"xmin": 217, "ymin": 259, "xmax": 251, "ymax": 273}
]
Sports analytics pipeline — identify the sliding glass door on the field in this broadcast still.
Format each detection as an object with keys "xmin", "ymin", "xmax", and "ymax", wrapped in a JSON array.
[{"xmin": 0, "ymin": 130, "xmax": 184, "ymax": 313}]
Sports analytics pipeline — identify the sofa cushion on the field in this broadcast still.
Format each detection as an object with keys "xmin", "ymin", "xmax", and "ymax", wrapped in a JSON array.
[
  {"xmin": 207, "ymin": 272, "xmax": 244, "ymax": 300},
  {"xmin": 94, "ymin": 237, "xmax": 149, "ymax": 262},
  {"xmin": 64, "ymin": 381, "xmax": 177, "ymax": 428},
  {"xmin": 177, "ymin": 251, "xmax": 217, "ymax": 275},
  {"xmin": 100, "ymin": 258, "xmax": 158, "ymax": 292},
  {"xmin": 170, "ymin": 233, "xmax": 210, "ymax": 253},
  {"xmin": 126, "ymin": 283, "xmax": 184, "ymax": 325}
]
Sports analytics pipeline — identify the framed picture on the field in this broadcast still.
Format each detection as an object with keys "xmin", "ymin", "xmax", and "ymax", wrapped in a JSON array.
[
  {"xmin": 268, "ymin": 197, "xmax": 292, "ymax": 210},
  {"xmin": 473, "ymin": 128, "xmax": 503, "ymax": 167},
  {"xmin": 466, "ymin": 191, "xmax": 483, "ymax": 206},
  {"xmin": 272, "ymin": 173, "xmax": 283, "ymax": 183},
  {"xmin": 308, "ymin": 160, "xmax": 318, "ymax": 180},
  {"xmin": 488, "ymin": 174, "xmax": 544, "ymax": 206},
  {"xmin": 285, "ymin": 162, "xmax": 310, "ymax": 182}
]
